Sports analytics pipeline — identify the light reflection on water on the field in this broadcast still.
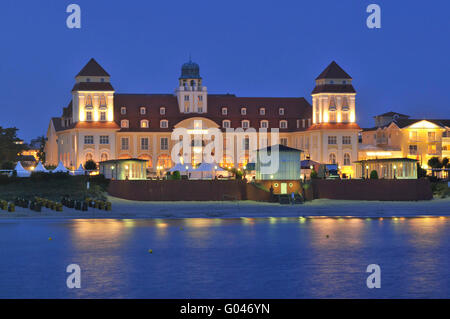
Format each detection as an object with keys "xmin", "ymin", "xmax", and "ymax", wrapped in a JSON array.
[{"xmin": 0, "ymin": 217, "xmax": 449, "ymax": 298}]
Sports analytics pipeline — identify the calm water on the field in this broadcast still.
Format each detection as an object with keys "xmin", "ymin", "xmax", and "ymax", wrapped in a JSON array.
[{"xmin": 0, "ymin": 217, "xmax": 449, "ymax": 298}]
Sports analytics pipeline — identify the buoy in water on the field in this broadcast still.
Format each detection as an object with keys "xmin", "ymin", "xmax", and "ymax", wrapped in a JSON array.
[
  {"xmin": 148, "ymin": 249, "xmax": 152, "ymax": 254},
  {"xmin": 48, "ymin": 237, "xmax": 52, "ymax": 241}
]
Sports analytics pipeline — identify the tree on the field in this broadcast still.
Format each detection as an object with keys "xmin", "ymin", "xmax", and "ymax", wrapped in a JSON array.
[
  {"xmin": 442, "ymin": 157, "xmax": 449, "ymax": 169},
  {"xmin": 417, "ymin": 163, "xmax": 427, "ymax": 178},
  {"xmin": 427, "ymin": 157, "xmax": 442, "ymax": 177},
  {"xmin": 84, "ymin": 160, "xmax": 97, "ymax": 171},
  {"xmin": 310, "ymin": 169, "xmax": 318, "ymax": 179},
  {"xmin": 0, "ymin": 127, "xmax": 26, "ymax": 165},
  {"xmin": 370, "ymin": 170, "xmax": 379, "ymax": 179},
  {"xmin": 172, "ymin": 170, "xmax": 181, "ymax": 180},
  {"xmin": 30, "ymin": 135, "xmax": 47, "ymax": 163}
]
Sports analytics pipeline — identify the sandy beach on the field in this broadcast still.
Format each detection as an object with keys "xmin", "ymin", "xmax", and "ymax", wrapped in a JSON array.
[{"xmin": 0, "ymin": 196, "xmax": 449, "ymax": 219}]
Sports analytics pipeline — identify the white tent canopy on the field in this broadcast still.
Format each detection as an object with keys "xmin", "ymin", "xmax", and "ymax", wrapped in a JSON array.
[
  {"xmin": 53, "ymin": 161, "xmax": 69, "ymax": 173},
  {"xmin": 14, "ymin": 161, "xmax": 31, "ymax": 177},
  {"xmin": 196, "ymin": 162, "xmax": 224, "ymax": 172},
  {"xmin": 73, "ymin": 164, "xmax": 85, "ymax": 176},
  {"xmin": 34, "ymin": 161, "xmax": 48, "ymax": 173}
]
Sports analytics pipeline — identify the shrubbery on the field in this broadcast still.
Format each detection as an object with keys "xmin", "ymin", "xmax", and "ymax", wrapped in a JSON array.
[{"xmin": 370, "ymin": 170, "xmax": 379, "ymax": 179}]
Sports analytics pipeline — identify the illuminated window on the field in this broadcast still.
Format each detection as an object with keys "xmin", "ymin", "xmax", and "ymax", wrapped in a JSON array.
[
  {"xmin": 100, "ymin": 111, "xmax": 106, "ymax": 121},
  {"xmin": 141, "ymin": 137, "xmax": 149, "ymax": 150},
  {"xmin": 140, "ymin": 107, "xmax": 146, "ymax": 115},
  {"xmin": 428, "ymin": 131, "xmax": 436, "ymax": 141},
  {"xmin": 99, "ymin": 95, "xmax": 106, "ymax": 107},
  {"xmin": 86, "ymin": 111, "xmax": 92, "ymax": 121},
  {"xmin": 121, "ymin": 120, "xmax": 129, "ymax": 128},
  {"xmin": 329, "ymin": 111, "xmax": 336, "ymax": 122},
  {"xmin": 329, "ymin": 153, "xmax": 337, "ymax": 164},
  {"xmin": 409, "ymin": 131, "xmax": 418, "ymax": 140},
  {"xmin": 280, "ymin": 120, "xmax": 288, "ymax": 129},
  {"xmin": 121, "ymin": 107, "xmax": 127, "ymax": 115},
  {"xmin": 86, "ymin": 95, "xmax": 92, "ymax": 106},
  {"xmin": 342, "ymin": 111, "xmax": 349, "ymax": 123},
  {"xmin": 222, "ymin": 120, "xmax": 231, "ymax": 128},
  {"xmin": 84, "ymin": 135, "xmax": 94, "ymax": 145},
  {"xmin": 99, "ymin": 136, "xmax": 109, "ymax": 144},
  {"xmin": 141, "ymin": 120, "xmax": 149, "ymax": 128},
  {"xmin": 344, "ymin": 153, "xmax": 351, "ymax": 165},
  {"xmin": 328, "ymin": 136, "xmax": 337, "ymax": 145},
  {"xmin": 121, "ymin": 138, "xmax": 129, "ymax": 150},
  {"xmin": 100, "ymin": 153, "xmax": 108, "ymax": 162},
  {"xmin": 160, "ymin": 137, "xmax": 169, "ymax": 150},
  {"xmin": 160, "ymin": 120, "xmax": 168, "ymax": 128},
  {"xmin": 428, "ymin": 144, "xmax": 437, "ymax": 154}
]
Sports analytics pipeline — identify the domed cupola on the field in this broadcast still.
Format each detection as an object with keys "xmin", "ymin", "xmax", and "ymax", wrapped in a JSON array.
[{"xmin": 180, "ymin": 59, "xmax": 201, "ymax": 79}]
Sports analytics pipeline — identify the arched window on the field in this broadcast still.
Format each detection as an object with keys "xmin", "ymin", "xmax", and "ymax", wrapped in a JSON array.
[
  {"xmin": 86, "ymin": 95, "xmax": 92, "ymax": 106},
  {"xmin": 344, "ymin": 153, "xmax": 351, "ymax": 166},
  {"xmin": 99, "ymin": 95, "xmax": 106, "ymax": 107},
  {"xmin": 329, "ymin": 153, "xmax": 337, "ymax": 164},
  {"xmin": 157, "ymin": 154, "xmax": 172, "ymax": 169},
  {"xmin": 101, "ymin": 153, "xmax": 108, "ymax": 162},
  {"xmin": 121, "ymin": 120, "xmax": 129, "ymax": 128},
  {"xmin": 86, "ymin": 153, "xmax": 93, "ymax": 162},
  {"xmin": 241, "ymin": 120, "xmax": 250, "ymax": 129},
  {"xmin": 141, "ymin": 120, "xmax": 149, "ymax": 128}
]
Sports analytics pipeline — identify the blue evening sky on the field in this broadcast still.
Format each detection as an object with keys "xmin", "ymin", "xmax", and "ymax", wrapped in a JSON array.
[{"xmin": 0, "ymin": 0, "xmax": 449, "ymax": 141}]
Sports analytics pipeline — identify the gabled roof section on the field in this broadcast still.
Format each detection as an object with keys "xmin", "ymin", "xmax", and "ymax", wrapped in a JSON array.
[
  {"xmin": 375, "ymin": 111, "xmax": 410, "ymax": 118},
  {"xmin": 76, "ymin": 58, "xmax": 110, "ymax": 77},
  {"xmin": 316, "ymin": 61, "xmax": 352, "ymax": 80}
]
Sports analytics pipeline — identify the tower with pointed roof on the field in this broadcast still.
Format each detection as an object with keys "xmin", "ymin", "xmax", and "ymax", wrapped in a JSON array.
[
  {"xmin": 175, "ymin": 59, "xmax": 208, "ymax": 114},
  {"xmin": 72, "ymin": 58, "xmax": 115, "ymax": 124},
  {"xmin": 307, "ymin": 61, "xmax": 361, "ymax": 177}
]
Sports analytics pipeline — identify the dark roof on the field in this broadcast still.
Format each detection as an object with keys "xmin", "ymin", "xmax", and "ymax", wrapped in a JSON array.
[
  {"xmin": 375, "ymin": 111, "xmax": 410, "ymax": 118},
  {"xmin": 114, "ymin": 94, "xmax": 312, "ymax": 132},
  {"xmin": 62, "ymin": 101, "xmax": 72, "ymax": 117},
  {"xmin": 72, "ymin": 82, "xmax": 114, "ymax": 92},
  {"xmin": 316, "ymin": 61, "xmax": 351, "ymax": 80},
  {"xmin": 257, "ymin": 144, "xmax": 302, "ymax": 153},
  {"xmin": 76, "ymin": 58, "xmax": 110, "ymax": 77},
  {"xmin": 354, "ymin": 158, "xmax": 418, "ymax": 164},
  {"xmin": 312, "ymin": 84, "xmax": 356, "ymax": 94}
]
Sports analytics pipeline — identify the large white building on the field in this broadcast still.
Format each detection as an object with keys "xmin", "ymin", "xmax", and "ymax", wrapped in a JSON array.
[{"xmin": 45, "ymin": 59, "xmax": 361, "ymax": 177}]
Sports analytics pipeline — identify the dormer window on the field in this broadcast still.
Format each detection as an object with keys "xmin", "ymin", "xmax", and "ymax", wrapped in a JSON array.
[
  {"xmin": 121, "ymin": 107, "xmax": 127, "ymax": 115},
  {"xmin": 222, "ymin": 107, "xmax": 228, "ymax": 115},
  {"xmin": 222, "ymin": 120, "xmax": 231, "ymax": 128},
  {"xmin": 241, "ymin": 108, "xmax": 247, "ymax": 115},
  {"xmin": 279, "ymin": 108, "xmax": 285, "ymax": 115},
  {"xmin": 260, "ymin": 108, "xmax": 266, "ymax": 115},
  {"xmin": 121, "ymin": 120, "xmax": 129, "ymax": 128},
  {"xmin": 260, "ymin": 120, "xmax": 268, "ymax": 128},
  {"xmin": 280, "ymin": 120, "xmax": 288, "ymax": 129},
  {"xmin": 140, "ymin": 107, "xmax": 146, "ymax": 115},
  {"xmin": 160, "ymin": 107, "xmax": 166, "ymax": 115},
  {"xmin": 242, "ymin": 120, "xmax": 250, "ymax": 129},
  {"xmin": 141, "ymin": 120, "xmax": 149, "ymax": 128},
  {"xmin": 160, "ymin": 120, "xmax": 168, "ymax": 128}
]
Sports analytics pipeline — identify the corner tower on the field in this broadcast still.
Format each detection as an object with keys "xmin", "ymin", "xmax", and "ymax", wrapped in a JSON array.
[
  {"xmin": 176, "ymin": 59, "xmax": 208, "ymax": 113},
  {"xmin": 71, "ymin": 58, "xmax": 115, "ymax": 123},
  {"xmin": 311, "ymin": 61, "xmax": 356, "ymax": 125}
]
